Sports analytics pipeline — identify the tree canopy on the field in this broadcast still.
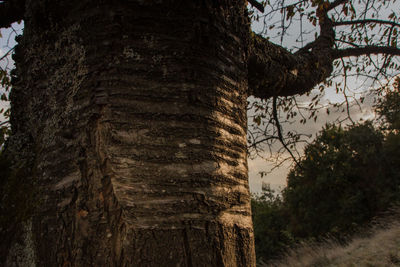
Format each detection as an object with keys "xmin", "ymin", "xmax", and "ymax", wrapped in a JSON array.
[{"xmin": 284, "ymin": 122, "xmax": 399, "ymax": 237}]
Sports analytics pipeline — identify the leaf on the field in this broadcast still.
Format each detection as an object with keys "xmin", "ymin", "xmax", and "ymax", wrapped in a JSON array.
[{"xmin": 342, "ymin": 6, "xmax": 348, "ymax": 16}]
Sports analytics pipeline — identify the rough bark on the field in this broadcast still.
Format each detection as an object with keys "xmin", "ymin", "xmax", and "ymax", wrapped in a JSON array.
[
  {"xmin": 5, "ymin": 0, "xmax": 256, "ymax": 266},
  {"xmin": 248, "ymin": 33, "xmax": 335, "ymax": 98}
]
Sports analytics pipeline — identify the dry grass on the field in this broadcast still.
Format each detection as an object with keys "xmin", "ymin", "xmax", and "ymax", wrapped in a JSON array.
[{"xmin": 264, "ymin": 211, "xmax": 400, "ymax": 267}]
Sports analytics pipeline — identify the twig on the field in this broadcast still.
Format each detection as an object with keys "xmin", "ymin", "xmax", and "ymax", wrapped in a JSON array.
[
  {"xmin": 0, "ymin": 120, "xmax": 9, "ymax": 127},
  {"xmin": 272, "ymin": 96, "xmax": 302, "ymax": 168},
  {"xmin": 0, "ymin": 46, "xmax": 14, "ymax": 61}
]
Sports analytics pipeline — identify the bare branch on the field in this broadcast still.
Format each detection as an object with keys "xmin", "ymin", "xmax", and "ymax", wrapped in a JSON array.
[
  {"xmin": 333, "ymin": 19, "xmax": 400, "ymax": 28},
  {"xmin": 333, "ymin": 46, "xmax": 400, "ymax": 59},
  {"xmin": 0, "ymin": 120, "xmax": 9, "ymax": 127},
  {"xmin": 272, "ymin": 96, "xmax": 302, "ymax": 167},
  {"xmin": 335, "ymin": 38, "xmax": 360, "ymax": 47},
  {"xmin": 248, "ymin": 136, "xmax": 279, "ymax": 149},
  {"xmin": 0, "ymin": 46, "xmax": 15, "ymax": 61}
]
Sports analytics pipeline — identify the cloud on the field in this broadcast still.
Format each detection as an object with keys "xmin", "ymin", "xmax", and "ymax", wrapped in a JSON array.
[{"xmin": 248, "ymin": 156, "xmax": 291, "ymax": 194}]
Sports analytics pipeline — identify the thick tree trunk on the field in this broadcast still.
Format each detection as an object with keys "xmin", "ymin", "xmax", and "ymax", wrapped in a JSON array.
[{"xmin": 6, "ymin": 0, "xmax": 255, "ymax": 266}]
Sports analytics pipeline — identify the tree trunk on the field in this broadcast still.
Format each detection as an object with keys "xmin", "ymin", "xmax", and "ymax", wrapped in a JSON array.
[{"xmin": 6, "ymin": 0, "xmax": 255, "ymax": 266}]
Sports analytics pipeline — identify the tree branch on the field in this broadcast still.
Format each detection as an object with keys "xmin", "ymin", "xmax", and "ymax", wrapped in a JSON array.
[
  {"xmin": 335, "ymin": 38, "xmax": 360, "ymax": 47},
  {"xmin": 272, "ymin": 96, "xmax": 302, "ymax": 168},
  {"xmin": 333, "ymin": 19, "xmax": 400, "ymax": 28},
  {"xmin": 248, "ymin": 0, "xmax": 264, "ymax": 13},
  {"xmin": 0, "ymin": 0, "xmax": 25, "ymax": 29},
  {"xmin": 0, "ymin": 46, "xmax": 14, "ymax": 61},
  {"xmin": 333, "ymin": 46, "xmax": 400, "ymax": 59},
  {"xmin": 248, "ymin": 34, "xmax": 334, "ymax": 98},
  {"xmin": 248, "ymin": 3, "xmax": 336, "ymax": 98},
  {"xmin": 0, "ymin": 120, "xmax": 9, "ymax": 127}
]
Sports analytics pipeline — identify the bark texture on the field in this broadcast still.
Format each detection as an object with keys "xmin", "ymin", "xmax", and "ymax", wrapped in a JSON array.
[
  {"xmin": 248, "ymin": 33, "xmax": 334, "ymax": 98},
  {"xmin": 5, "ymin": 0, "xmax": 256, "ymax": 266}
]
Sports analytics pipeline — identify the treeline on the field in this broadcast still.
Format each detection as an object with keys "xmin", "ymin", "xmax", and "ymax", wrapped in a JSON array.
[{"xmin": 252, "ymin": 78, "xmax": 400, "ymax": 262}]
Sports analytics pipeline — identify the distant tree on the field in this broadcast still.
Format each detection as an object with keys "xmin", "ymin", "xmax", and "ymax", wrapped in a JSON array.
[
  {"xmin": 284, "ymin": 123, "xmax": 384, "ymax": 237},
  {"xmin": 283, "ymin": 120, "xmax": 400, "ymax": 239},
  {"xmin": 376, "ymin": 77, "xmax": 400, "ymax": 131},
  {"xmin": 251, "ymin": 185, "xmax": 293, "ymax": 262},
  {"xmin": 376, "ymin": 77, "xmax": 400, "ymax": 204}
]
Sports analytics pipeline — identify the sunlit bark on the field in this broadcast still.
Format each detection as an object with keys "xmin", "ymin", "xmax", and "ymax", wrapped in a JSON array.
[{"xmin": 5, "ymin": 0, "xmax": 255, "ymax": 265}]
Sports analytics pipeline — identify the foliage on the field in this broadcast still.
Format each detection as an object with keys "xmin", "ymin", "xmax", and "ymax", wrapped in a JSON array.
[
  {"xmin": 251, "ymin": 185, "xmax": 294, "ymax": 262},
  {"xmin": 375, "ymin": 77, "xmax": 400, "ymax": 131},
  {"xmin": 283, "ymin": 122, "xmax": 399, "ymax": 238}
]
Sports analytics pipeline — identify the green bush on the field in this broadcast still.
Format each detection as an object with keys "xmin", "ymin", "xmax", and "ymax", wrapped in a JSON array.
[
  {"xmin": 252, "ymin": 185, "xmax": 294, "ymax": 262},
  {"xmin": 283, "ymin": 122, "xmax": 400, "ymax": 239}
]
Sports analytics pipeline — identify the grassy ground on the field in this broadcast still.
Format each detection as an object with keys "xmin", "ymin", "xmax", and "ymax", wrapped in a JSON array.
[{"xmin": 264, "ymin": 211, "xmax": 400, "ymax": 267}]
